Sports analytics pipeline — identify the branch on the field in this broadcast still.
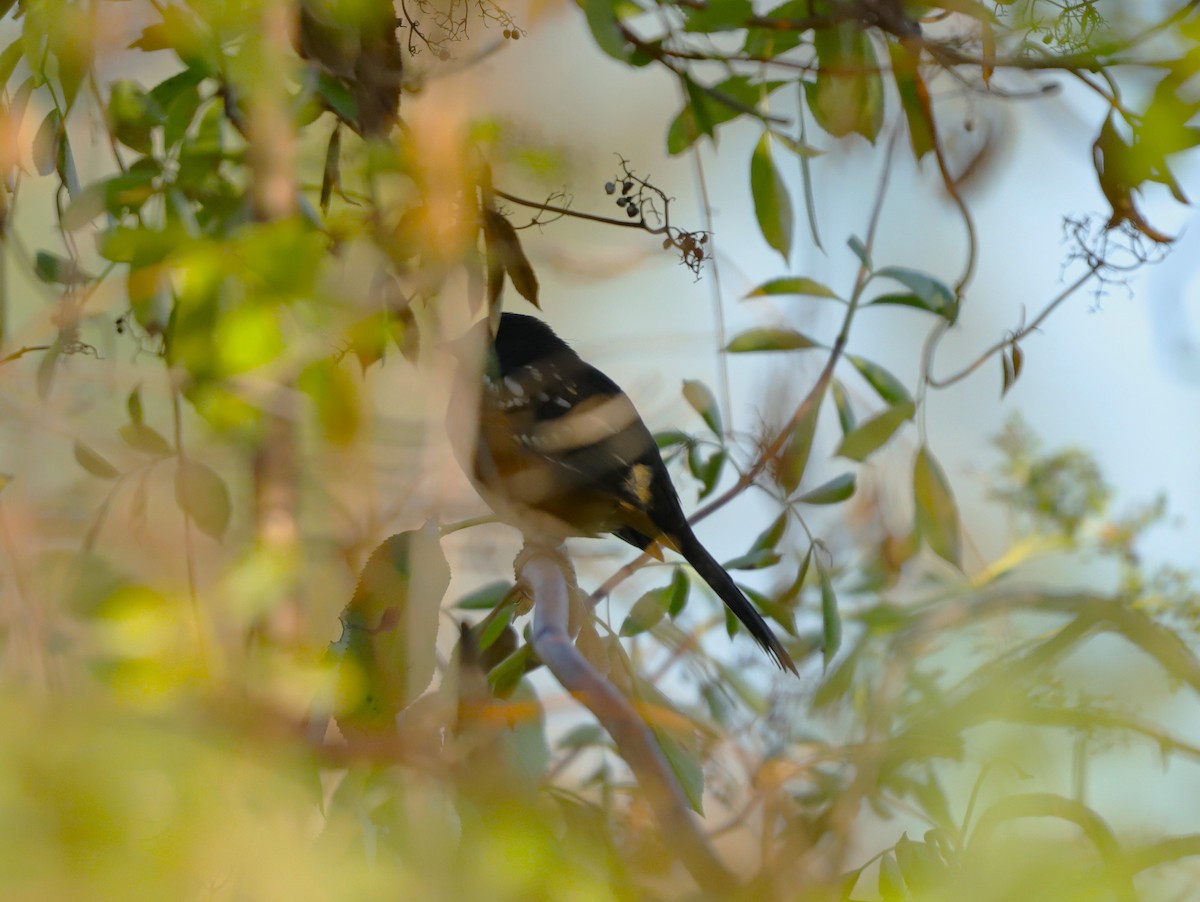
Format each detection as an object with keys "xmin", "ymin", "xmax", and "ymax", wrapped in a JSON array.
[
  {"xmin": 967, "ymin": 792, "xmax": 1136, "ymax": 902},
  {"xmin": 520, "ymin": 543, "xmax": 739, "ymax": 894},
  {"xmin": 923, "ymin": 262, "xmax": 1101, "ymax": 390}
]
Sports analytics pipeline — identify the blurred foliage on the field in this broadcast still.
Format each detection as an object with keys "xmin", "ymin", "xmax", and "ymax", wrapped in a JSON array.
[{"xmin": 0, "ymin": 0, "xmax": 1197, "ymax": 898}]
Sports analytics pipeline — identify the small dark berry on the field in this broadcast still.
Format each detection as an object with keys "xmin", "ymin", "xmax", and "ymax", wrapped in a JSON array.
[
  {"xmin": 622, "ymin": 180, "xmax": 633, "ymax": 194},
  {"xmin": 662, "ymin": 237, "xmax": 672, "ymax": 249},
  {"xmin": 626, "ymin": 204, "xmax": 638, "ymax": 217},
  {"xmin": 605, "ymin": 181, "xmax": 616, "ymax": 195},
  {"xmin": 699, "ymin": 234, "xmax": 708, "ymax": 244},
  {"xmin": 511, "ymin": 31, "xmax": 519, "ymax": 40},
  {"xmin": 694, "ymin": 247, "xmax": 704, "ymax": 261},
  {"xmin": 503, "ymin": 28, "xmax": 511, "ymax": 38},
  {"xmin": 616, "ymin": 196, "xmax": 629, "ymax": 206}
]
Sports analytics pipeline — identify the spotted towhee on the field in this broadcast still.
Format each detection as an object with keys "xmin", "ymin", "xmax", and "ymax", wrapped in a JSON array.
[{"xmin": 453, "ymin": 312, "xmax": 797, "ymax": 674}]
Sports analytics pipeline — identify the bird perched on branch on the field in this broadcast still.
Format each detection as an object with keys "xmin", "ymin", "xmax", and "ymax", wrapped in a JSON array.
[{"xmin": 452, "ymin": 312, "xmax": 797, "ymax": 674}]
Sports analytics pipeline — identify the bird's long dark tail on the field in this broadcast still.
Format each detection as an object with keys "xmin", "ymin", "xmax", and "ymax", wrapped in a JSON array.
[{"xmin": 676, "ymin": 528, "xmax": 798, "ymax": 674}]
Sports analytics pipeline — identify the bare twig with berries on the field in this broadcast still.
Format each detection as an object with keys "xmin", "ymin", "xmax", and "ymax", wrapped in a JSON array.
[{"xmin": 495, "ymin": 160, "xmax": 711, "ymax": 275}]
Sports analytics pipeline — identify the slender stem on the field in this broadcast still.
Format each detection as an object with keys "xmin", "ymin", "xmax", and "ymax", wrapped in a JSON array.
[
  {"xmin": 923, "ymin": 263, "xmax": 1100, "ymax": 389},
  {"xmin": 691, "ymin": 151, "xmax": 733, "ymax": 434}
]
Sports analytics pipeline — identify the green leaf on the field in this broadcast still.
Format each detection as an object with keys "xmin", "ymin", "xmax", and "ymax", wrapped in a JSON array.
[
  {"xmin": 723, "ymin": 547, "xmax": 781, "ymax": 571},
  {"xmin": 913, "ymin": 446, "xmax": 961, "ymax": 567},
  {"xmin": 118, "ymin": 423, "xmax": 172, "ymax": 456},
  {"xmin": 895, "ymin": 833, "xmax": 945, "ymax": 894},
  {"xmin": 683, "ymin": 74, "xmax": 715, "ymax": 143},
  {"xmin": 476, "ymin": 605, "xmax": 513, "ymax": 651},
  {"xmin": 636, "ymin": 681, "xmax": 705, "ymax": 814},
  {"xmin": 750, "ymin": 512, "xmax": 788, "ymax": 553},
  {"xmin": 683, "ymin": 0, "xmax": 752, "ymax": 32},
  {"xmin": 174, "ymin": 458, "xmax": 232, "ymax": 540},
  {"xmin": 456, "ymin": 580, "xmax": 512, "ymax": 610},
  {"xmin": 768, "ymin": 129, "xmax": 823, "ymax": 158},
  {"xmin": 0, "ymin": 41, "xmax": 23, "ymax": 89},
  {"xmin": 148, "ymin": 66, "xmax": 205, "ymax": 110},
  {"xmin": 872, "ymin": 266, "xmax": 957, "ymax": 320},
  {"xmin": 126, "ymin": 385, "xmax": 144, "ymax": 425},
  {"xmin": 879, "ymin": 853, "xmax": 907, "ymax": 901},
  {"xmin": 654, "ymin": 722, "xmax": 705, "ymax": 813},
  {"xmin": 848, "ymin": 354, "xmax": 911, "ymax": 405},
  {"xmin": 890, "ymin": 42, "xmax": 937, "ymax": 160},
  {"xmin": 98, "ymin": 224, "xmax": 189, "ymax": 266},
  {"xmin": 666, "ymin": 567, "xmax": 690, "ymax": 617},
  {"xmin": 750, "ymin": 132, "xmax": 793, "ymax": 262},
  {"xmin": 813, "ymin": 639, "xmax": 862, "ymax": 709},
  {"xmin": 298, "ymin": 357, "xmax": 360, "ymax": 445},
  {"xmin": 107, "ymin": 80, "xmax": 164, "ymax": 154},
  {"xmin": 558, "ymin": 724, "xmax": 607, "ymax": 749},
  {"xmin": 32, "ymin": 109, "xmax": 62, "ymax": 177},
  {"xmin": 158, "ymin": 74, "xmax": 203, "ymax": 148},
  {"xmin": 798, "ymin": 95, "xmax": 823, "ymax": 252},
  {"xmin": 847, "ymin": 235, "xmax": 871, "ymax": 267},
  {"xmin": 316, "ymin": 72, "xmax": 357, "ymax": 123},
  {"xmin": 620, "ymin": 570, "xmax": 691, "ymax": 636},
  {"xmin": 654, "ymin": 429, "xmax": 692, "ymax": 450},
  {"xmin": 61, "ymin": 182, "xmax": 107, "ymax": 231},
  {"xmin": 797, "ymin": 472, "xmax": 856, "ymax": 505},
  {"xmin": 667, "ymin": 75, "xmax": 784, "ymax": 154},
  {"xmin": 129, "ymin": 22, "xmax": 172, "ymax": 53},
  {"xmin": 582, "ymin": 0, "xmax": 629, "ymax": 61},
  {"xmin": 691, "ymin": 447, "xmax": 726, "ymax": 500},
  {"xmin": 73, "ymin": 441, "xmax": 119, "ymax": 479},
  {"xmin": 775, "ymin": 385, "xmax": 824, "ymax": 494},
  {"xmin": 781, "ymin": 544, "xmax": 813, "ymax": 606},
  {"xmin": 745, "ymin": 276, "xmax": 841, "ymax": 300},
  {"xmin": 336, "ymin": 526, "xmax": 452, "ymax": 728},
  {"xmin": 832, "ymin": 379, "xmax": 855, "ymax": 435},
  {"xmin": 834, "ymin": 400, "xmax": 915, "ymax": 461},
  {"xmin": 487, "ymin": 644, "xmax": 536, "ymax": 698},
  {"xmin": 681, "ymin": 379, "xmax": 723, "ymax": 436},
  {"xmin": 743, "ymin": 0, "xmax": 806, "ymax": 56},
  {"xmin": 725, "ymin": 327, "xmax": 818, "ymax": 352},
  {"xmin": 33, "ymin": 251, "xmax": 88, "ymax": 285},
  {"xmin": 743, "ymin": 583, "xmax": 798, "ymax": 635},
  {"xmin": 809, "ymin": 23, "xmax": 884, "ymax": 141},
  {"xmin": 620, "ymin": 587, "xmax": 669, "ymax": 637},
  {"xmin": 836, "ymin": 868, "xmax": 865, "ymax": 900},
  {"xmin": 101, "ymin": 167, "xmax": 160, "ymax": 218},
  {"xmin": 817, "ymin": 556, "xmax": 841, "ymax": 666}
]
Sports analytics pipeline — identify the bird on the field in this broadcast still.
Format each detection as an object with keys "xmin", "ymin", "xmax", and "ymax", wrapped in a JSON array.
[{"xmin": 452, "ymin": 312, "xmax": 797, "ymax": 674}]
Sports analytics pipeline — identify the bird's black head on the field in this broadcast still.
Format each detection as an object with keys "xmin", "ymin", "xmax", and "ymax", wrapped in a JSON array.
[{"xmin": 493, "ymin": 313, "xmax": 572, "ymax": 375}]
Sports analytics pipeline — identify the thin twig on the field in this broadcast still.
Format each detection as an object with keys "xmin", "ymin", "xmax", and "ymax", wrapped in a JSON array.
[{"xmin": 923, "ymin": 262, "xmax": 1101, "ymax": 389}]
